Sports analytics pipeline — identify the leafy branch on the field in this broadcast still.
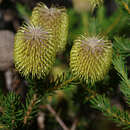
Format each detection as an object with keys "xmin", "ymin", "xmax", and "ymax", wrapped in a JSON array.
[
  {"xmin": 113, "ymin": 55, "xmax": 130, "ymax": 105},
  {"xmin": 0, "ymin": 92, "xmax": 23, "ymax": 129},
  {"xmin": 90, "ymin": 95, "xmax": 130, "ymax": 129},
  {"xmin": 122, "ymin": 1, "xmax": 130, "ymax": 14},
  {"xmin": 23, "ymin": 85, "xmax": 41, "ymax": 125},
  {"xmin": 113, "ymin": 37, "xmax": 130, "ymax": 57},
  {"xmin": 23, "ymin": 94, "xmax": 38, "ymax": 124}
]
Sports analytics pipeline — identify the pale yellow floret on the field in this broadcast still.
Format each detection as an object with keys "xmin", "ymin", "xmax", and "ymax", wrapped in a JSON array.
[{"xmin": 70, "ymin": 34, "xmax": 112, "ymax": 84}]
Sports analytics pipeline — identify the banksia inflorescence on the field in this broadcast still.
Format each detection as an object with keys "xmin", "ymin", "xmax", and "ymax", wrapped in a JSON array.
[
  {"xmin": 72, "ymin": 0, "xmax": 103, "ymax": 12},
  {"xmin": 14, "ymin": 2, "xmax": 69, "ymax": 79},
  {"xmin": 70, "ymin": 34, "xmax": 112, "ymax": 84},
  {"xmin": 31, "ymin": 2, "xmax": 69, "ymax": 52},
  {"xmin": 14, "ymin": 22, "xmax": 56, "ymax": 79}
]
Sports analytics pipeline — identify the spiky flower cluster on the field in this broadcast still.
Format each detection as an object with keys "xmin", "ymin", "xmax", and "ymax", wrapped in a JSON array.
[
  {"xmin": 72, "ymin": 0, "xmax": 103, "ymax": 12},
  {"xmin": 14, "ymin": 23, "xmax": 56, "ymax": 78},
  {"xmin": 31, "ymin": 2, "xmax": 69, "ymax": 52},
  {"xmin": 14, "ymin": 2, "xmax": 68, "ymax": 79},
  {"xmin": 70, "ymin": 34, "xmax": 112, "ymax": 84}
]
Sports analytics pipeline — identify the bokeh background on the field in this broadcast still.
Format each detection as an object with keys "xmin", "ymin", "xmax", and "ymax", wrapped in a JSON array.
[{"xmin": 0, "ymin": 0, "xmax": 129, "ymax": 130}]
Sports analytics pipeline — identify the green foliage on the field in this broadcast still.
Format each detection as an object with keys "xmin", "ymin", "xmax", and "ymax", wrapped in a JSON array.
[
  {"xmin": 23, "ymin": 89, "xmax": 41, "ymax": 125},
  {"xmin": 90, "ymin": 95, "xmax": 130, "ymax": 129},
  {"xmin": 0, "ymin": 92, "xmax": 23, "ymax": 129},
  {"xmin": 41, "ymin": 70, "xmax": 78, "ymax": 104},
  {"xmin": 68, "ymin": 5, "xmax": 129, "ymax": 42},
  {"xmin": 120, "ymin": 80, "xmax": 130, "ymax": 105},
  {"xmin": 113, "ymin": 37, "xmax": 130, "ymax": 57},
  {"xmin": 113, "ymin": 55, "xmax": 130, "ymax": 106},
  {"xmin": 16, "ymin": 2, "xmax": 31, "ymax": 19},
  {"xmin": 115, "ymin": 0, "xmax": 130, "ymax": 14},
  {"xmin": 0, "ymin": 0, "xmax": 130, "ymax": 129}
]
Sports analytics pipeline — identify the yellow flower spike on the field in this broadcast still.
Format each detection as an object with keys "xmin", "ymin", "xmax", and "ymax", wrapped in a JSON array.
[
  {"xmin": 14, "ymin": 22, "xmax": 56, "ymax": 79},
  {"xmin": 72, "ymin": 0, "xmax": 103, "ymax": 12},
  {"xmin": 70, "ymin": 33, "xmax": 112, "ymax": 84},
  {"xmin": 31, "ymin": 2, "xmax": 69, "ymax": 53}
]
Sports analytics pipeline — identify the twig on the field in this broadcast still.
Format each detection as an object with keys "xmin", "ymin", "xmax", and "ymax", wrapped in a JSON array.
[
  {"xmin": 106, "ymin": 109, "xmax": 130, "ymax": 125},
  {"xmin": 0, "ymin": 106, "xmax": 4, "ymax": 114},
  {"xmin": 50, "ymin": 76, "xmax": 78, "ymax": 91},
  {"xmin": 81, "ymin": 85, "xmax": 97, "ymax": 101},
  {"xmin": 0, "ymin": 124, "xmax": 7, "ymax": 129},
  {"xmin": 46, "ymin": 104, "xmax": 69, "ymax": 130},
  {"xmin": 85, "ymin": 88, "xmax": 97, "ymax": 101},
  {"xmin": 104, "ymin": 13, "xmax": 121, "ymax": 35},
  {"xmin": 24, "ymin": 94, "xmax": 37, "ymax": 124},
  {"xmin": 122, "ymin": 1, "xmax": 130, "ymax": 14},
  {"xmin": 4, "ymin": 69, "xmax": 13, "ymax": 91},
  {"xmin": 70, "ymin": 118, "xmax": 78, "ymax": 130},
  {"xmin": 81, "ymin": 12, "xmax": 88, "ymax": 32},
  {"xmin": 37, "ymin": 111, "xmax": 45, "ymax": 130}
]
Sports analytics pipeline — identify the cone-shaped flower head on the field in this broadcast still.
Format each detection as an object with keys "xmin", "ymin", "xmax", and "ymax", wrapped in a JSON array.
[
  {"xmin": 70, "ymin": 34, "xmax": 112, "ymax": 84},
  {"xmin": 31, "ymin": 2, "xmax": 69, "ymax": 52},
  {"xmin": 72, "ymin": 0, "xmax": 103, "ymax": 12},
  {"xmin": 14, "ymin": 22, "xmax": 56, "ymax": 79}
]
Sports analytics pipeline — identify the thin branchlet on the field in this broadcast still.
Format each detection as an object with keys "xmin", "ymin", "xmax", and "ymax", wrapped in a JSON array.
[{"xmin": 24, "ymin": 94, "xmax": 37, "ymax": 124}]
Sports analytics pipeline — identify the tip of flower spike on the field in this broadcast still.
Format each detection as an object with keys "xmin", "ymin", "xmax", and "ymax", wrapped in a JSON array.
[
  {"xmin": 22, "ymin": 22, "xmax": 51, "ymax": 40},
  {"xmin": 72, "ymin": 0, "xmax": 103, "ymax": 12},
  {"xmin": 31, "ymin": 2, "xmax": 69, "ymax": 53},
  {"xmin": 31, "ymin": 2, "xmax": 66, "ymax": 21},
  {"xmin": 14, "ymin": 22, "xmax": 56, "ymax": 79},
  {"xmin": 70, "ymin": 34, "xmax": 112, "ymax": 84}
]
